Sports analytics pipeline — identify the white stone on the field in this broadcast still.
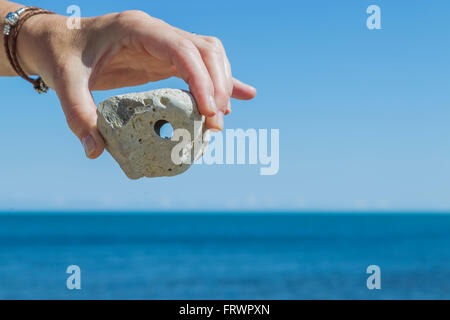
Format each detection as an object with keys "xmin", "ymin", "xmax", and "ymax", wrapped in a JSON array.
[{"xmin": 97, "ymin": 89, "xmax": 209, "ymax": 180}]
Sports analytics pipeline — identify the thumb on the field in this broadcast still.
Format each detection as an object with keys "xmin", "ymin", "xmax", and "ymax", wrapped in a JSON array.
[{"xmin": 56, "ymin": 79, "xmax": 105, "ymax": 159}]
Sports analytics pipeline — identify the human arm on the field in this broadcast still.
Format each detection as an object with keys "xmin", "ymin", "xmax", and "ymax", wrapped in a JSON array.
[{"xmin": 0, "ymin": 1, "xmax": 257, "ymax": 158}]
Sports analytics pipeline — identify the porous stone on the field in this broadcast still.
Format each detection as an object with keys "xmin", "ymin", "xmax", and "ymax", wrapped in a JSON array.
[{"xmin": 97, "ymin": 89, "xmax": 209, "ymax": 180}]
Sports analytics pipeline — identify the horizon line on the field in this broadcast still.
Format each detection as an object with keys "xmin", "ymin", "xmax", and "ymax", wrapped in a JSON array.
[{"xmin": 0, "ymin": 210, "xmax": 450, "ymax": 215}]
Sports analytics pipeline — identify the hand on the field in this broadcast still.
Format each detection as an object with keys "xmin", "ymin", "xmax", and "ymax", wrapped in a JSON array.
[{"xmin": 18, "ymin": 10, "xmax": 257, "ymax": 159}]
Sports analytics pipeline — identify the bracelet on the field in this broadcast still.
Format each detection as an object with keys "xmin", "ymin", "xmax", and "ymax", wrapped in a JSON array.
[{"xmin": 3, "ymin": 7, "xmax": 55, "ymax": 93}]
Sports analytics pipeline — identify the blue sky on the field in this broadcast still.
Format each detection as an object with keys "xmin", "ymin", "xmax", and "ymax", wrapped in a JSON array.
[{"xmin": 0, "ymin": 0, "xmax": 449, "ymax": 212}]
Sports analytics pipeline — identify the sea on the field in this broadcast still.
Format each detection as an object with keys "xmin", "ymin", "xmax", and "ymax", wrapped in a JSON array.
[{"xmin": 0, "ymin": 213, "xmax": 449, "ymax": 300}]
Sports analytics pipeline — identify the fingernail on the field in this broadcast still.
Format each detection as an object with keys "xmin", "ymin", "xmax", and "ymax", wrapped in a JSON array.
[
  {"xmin": 210, "ymin": 111, "xmax": 224, "ymax": 132},
  {"xmin": 209, "ymin": 95, "xmax": 218, "ymax": 115},
  {"xmin": 226, "ymin": 101, "xmax": 232, "ymax": 115},
  {"xmin": 82, "ymin": 134, "xmax": 96, "ymax": 157}
]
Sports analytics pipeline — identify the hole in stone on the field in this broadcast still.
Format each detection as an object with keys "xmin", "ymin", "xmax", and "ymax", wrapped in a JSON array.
[
  {"xmin": 143, "ymin": 99, "xmax": 152, "ymax": 105},
  {"xmin": 154, "ymin": 120, "xmax": 174, "ymax": 139}
]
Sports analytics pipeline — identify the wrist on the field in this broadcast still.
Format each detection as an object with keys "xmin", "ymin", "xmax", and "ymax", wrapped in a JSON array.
[
  {"xmin": 16, "ymin": 13, "xmax": 67, "ymax": 77},
  {"xmin": 0, "ymin": 3, "xmax": 23, "ymax": 75}
]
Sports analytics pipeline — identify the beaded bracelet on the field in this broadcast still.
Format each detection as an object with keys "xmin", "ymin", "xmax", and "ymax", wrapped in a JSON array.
[{"xmin": 3, "ymin": 7, "xmax": 55, "ymax": 93}]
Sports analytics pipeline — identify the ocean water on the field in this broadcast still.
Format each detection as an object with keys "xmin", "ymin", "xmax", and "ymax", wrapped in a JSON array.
[{"xmin": 0, "ymin": 213, "xmax": 449, "ymax": 300}]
